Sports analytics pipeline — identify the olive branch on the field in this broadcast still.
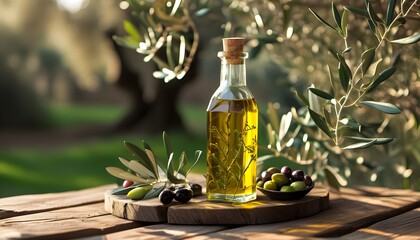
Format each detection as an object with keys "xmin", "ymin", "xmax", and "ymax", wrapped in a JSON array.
[{"xmin": 106, "ymin": 132, "xmax": 202, "ymax": 199}]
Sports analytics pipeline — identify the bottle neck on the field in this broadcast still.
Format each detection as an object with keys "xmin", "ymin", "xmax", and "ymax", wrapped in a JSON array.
[{"xmin": 219, "ymin": 58, "xmax": 247, "ymax": 87}]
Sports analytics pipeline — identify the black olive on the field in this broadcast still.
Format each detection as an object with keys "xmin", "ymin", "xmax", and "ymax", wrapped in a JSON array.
[
  {"xmin": 174, "ymin": 188, "xmax": 193, "ymax": 203},
  {"xmin": 190, "ymin": 183, "xmax": 202, "ymax": 197},
  {"xmin": 280, "ymin": 166, "xmax": 292, "ymax": 178},
  {"xmin": 261, "ymin": 171, "xmax": 272, "ymax": 182},
  {"xmin": 303, "ymin": 175, "xmax": 313, "ymax": 186},
  {"xmin": 159, "ymin": 189, "xmax": 174, "ymax": 204},
  {"xmin": 291, "ymin": 170, "xmax": 304, "ymax": 182}
]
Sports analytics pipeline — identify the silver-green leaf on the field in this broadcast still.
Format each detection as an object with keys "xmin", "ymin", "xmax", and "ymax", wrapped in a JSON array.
[
  {"xmin": 344, "ymin": 6, "xmax": 369, "ymax": 18},
  {"xmin": 345, "ymin": 136, "xmax": 394, "ymax": 145},
  {"xmin": 309, "ymin": 87, "xmax": 334, "ymax": 100},
  {"xmin": 309, "ymin": 8, "xmax": 339, "ymax": 33},
  {"xmin": 308, "ymin": 108, "xmax": 332, "ymax": 138},
  {"xmin": 367, "ymin": 67, "xmax": 396, "ymax": 93},
  {"xmin": 338, "ymin": 62, "xmax": 349, "ymax": 92},
  {"xmin": 390, "ymin": 33, "xmax": 420, "ymax": 45},
  {"xmin": 361, "ymin": 48, "xmax": 375, "ymax": 76},
  {"xmin": 342, "ymin": 140, "xmax": 377, "ymax": 150},
  {"xmin": 386, "ymin": 0, "xmax": 396, "ymax": 27},
  {"xmin": 360, "ymin": 101, "xmax": 402, "ymax": 114},
  {"xmin": 295, "ymin": 91, "xmax": 309, "ymax": 107},
  {"xmin": 331, "ymin": 2, "xmax": 341, "ymax": 30}
]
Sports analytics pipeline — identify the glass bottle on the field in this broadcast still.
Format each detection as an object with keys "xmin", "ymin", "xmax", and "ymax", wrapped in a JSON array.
[{"xmin": 206, "ymin": 37, "xmax": 258, "ymax": 203}]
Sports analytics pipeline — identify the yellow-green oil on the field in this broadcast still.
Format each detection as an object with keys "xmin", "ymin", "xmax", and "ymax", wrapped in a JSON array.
[{"xmin": 206, "ymin": 98, "xmax": 258, "ymax": 202}]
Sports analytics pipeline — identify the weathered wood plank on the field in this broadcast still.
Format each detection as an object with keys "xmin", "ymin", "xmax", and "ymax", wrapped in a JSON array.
[
  {"xmin": 341, "ymin": 208, "xmax": 420, "ymax": 239},
  {"xmin": 168, "ymin": 188, "xmax": 329, "ymax": 224},
  {"xmin": 0, "ymin": 185, "xmax": 115, "ymax": 220},
  {"xmin": 78, "ymin": 225, "xmax": 228, "ymax": 240},
  {"xmin": 185, "ymin": 187, "xmax": 420, "ymax": 239},
  {"xmin": 0, "ymin": 202, "xmax": 141, "ymax": 240}
]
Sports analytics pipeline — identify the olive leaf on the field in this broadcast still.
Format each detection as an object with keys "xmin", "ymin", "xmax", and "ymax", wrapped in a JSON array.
[
  {"xmin": 345, "ymin": 136, "xmax": 394, "ymax": 145},
  {"xmin": 110, "ymin": 183, "xmax": 151, "ymax": 195},
  {"xmin": 386, "ymin": 0, "xmax": 396, "ymax": 27},
  {"xmin": 106, "ymin": 167, "xmax": 150, "ymax": 183},
  {"xmin": 309, "ymin": 8, "xmax": 339, "ymax": 33},
  {"xmin": 361, "ymin": 48, "xmax": 375, "ymax": 76},
  {"xmin": 309, "ymin": 87, "xmax": 334, "ymax": 100},
  {"xmin": 339, "ymin": 118, "xmax": 361, "ymax": 131},
  {"xmin": 367, "ymin": 67, "xmax": 396, "ymax": 93},
  {"xmin": 390, "ymin": 33, "xmax": 420, "ymax": 44},
  {"xmin": 336, "ymin": 54, "xmax": 352, "ymax": 79},
  {"xmin": 295, "ymin": 90, "xmax": 309, "ymax": 107},
  {"xmin": 324, "ymin": 108, "xmax": 333, "ymax": 127},
  {"xmin": 338, "ymin": 62, "xmax": 349, "ymax": 91},
  {"xmin": 344, "ymin": 6, "xmax": 369, "ymax": 18},
  {"xmin": 124, "ymin": 141, "xmax": 157, "ymax": 178},
  {"xmin": 143, "ymin": 142, "xmax": 159, "ymax": 178},
  {"xmin": 163, "ymin": 131, "xmax": 173, "ymax": 161},
  {"xmin": 367, "ymin": 2, "xmax": 383, "ymax": 24},
  {"xmin": 342, "ymin": 47, "xmax": 352, "ymax": 53},
  {"xmin": 360, "ymin": 101, "xmax": 402, "ymax": 114},
  {"xmin": 326, "ymin": 65, "xmax": 335, "ymax": 95},
  {"xmin": 185, "ymin": 150, "xmax": 202, "ymax": 177},
  {"xmin": 118, "ymin": 157, "xmax": 131, "ymax": 169},
  {"xmin": 166, "ymin": 153, "xmax": 185, "ymax": 184},
  {"xmin": 177, "ymin": 151, "xmax": 188, "ymax": 176},
  {"xmin": 128, "ymin": 160, "xmax": 155, "ymax": 179},
  {"xmin": 279, "ymin": 112, "xmax": 293, "ymax": 141},
  {"xmin": 308, "ymin": 107, "xmax": 333, "ymax": 138},
  {"xmin": 143, "ymin": 184, "xmax": 166, "ymax": 200},
  {"xmin": 342, "ymin": 140, "xmax": 377, "ymax": 150},
  {"xmin": 331, "ymin": 2, "xmax": 342, "ymax": 32},
  {"xmin": 367, "ymin": 19, "xmax": 376, "ymax": 34},
  {"xmin": 341, "ymin": 9, "xmax": 349, "ymax": 37}
]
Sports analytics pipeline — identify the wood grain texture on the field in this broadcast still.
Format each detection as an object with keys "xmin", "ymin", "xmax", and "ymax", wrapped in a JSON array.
[
  {"xmin": 104, "ymin": 189, "xmax": 170, "ymax": 222},
  {"xmin": 342, "ymin": 208, "xmax": 420, "ymax": 240},
  {"xmin": 186, "ymin": 188, "xmax": 420, "ymax": 239},
  {"xmin": 0, "ymin": 202, "xmax": 141, "ymax": 240},
  {"xmin": 104, "ymin": 187, "xmax": 329, "ymax": 224},
  {"xmin": 102, "ymin": 174, "xmax": 206, "ymax": 223},
  {"xmin": 78, "ymin": 225, "xmax": 228, "ymax": 240},
  {"xmin": 168, "ymin": 188, "xmax": 329, "ymax": 225},
  {"xmin": 0, "ymin": 184, "xmax": 115, "ymax": 220}
]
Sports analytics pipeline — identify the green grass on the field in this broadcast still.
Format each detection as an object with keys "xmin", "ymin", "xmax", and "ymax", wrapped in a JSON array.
[
  {"xmin": 47, "ymin": 103, "xmax": 127, "ymax": 128},
  {"xmin": 0, "ymin": 103, "xmax": 207, "ymax": 197}
]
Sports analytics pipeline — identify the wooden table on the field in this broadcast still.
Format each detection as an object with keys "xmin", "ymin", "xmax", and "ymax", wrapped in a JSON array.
[{"xmin": 1, "ymin": 174, "xmax": 419, "ymax": 240}]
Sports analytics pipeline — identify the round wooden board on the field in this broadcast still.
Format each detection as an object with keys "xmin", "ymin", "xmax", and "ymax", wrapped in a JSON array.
[{"xmin": 104, "ymin": 187, "xmax": 329, "ymax": 225}]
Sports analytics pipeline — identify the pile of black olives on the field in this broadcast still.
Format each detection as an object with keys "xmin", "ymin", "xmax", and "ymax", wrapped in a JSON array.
[
  {"xmin": 159, "ymin": 183, "xmax": 202, "ymax": 204},
  {"xmin": 257, "ymin": 166, "xmax": 313, "ymax": 192}
]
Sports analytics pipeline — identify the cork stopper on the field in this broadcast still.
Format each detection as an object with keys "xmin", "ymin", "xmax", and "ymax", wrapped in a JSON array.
[{"xmin": 221, "ymin": 37, "xmax": 245, "ymax": 64}]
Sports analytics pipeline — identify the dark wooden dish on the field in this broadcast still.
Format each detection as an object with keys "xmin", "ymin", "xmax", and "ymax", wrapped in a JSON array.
[{"xmin": 257, "ymin": 183, "xmax": 315, "ymax": 200}]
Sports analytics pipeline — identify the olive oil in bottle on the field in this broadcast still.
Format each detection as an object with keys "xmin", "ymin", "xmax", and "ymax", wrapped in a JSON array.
[{"xmin": 206, "ymin": 38, "xmax": 258, "ymax": 203}]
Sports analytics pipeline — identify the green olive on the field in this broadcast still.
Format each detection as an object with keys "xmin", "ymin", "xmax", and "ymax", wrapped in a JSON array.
[
  {"xmin": 127, "ymin": 185, "xmax": 152, "ymax": 200},
  {"xmin": 271, "ymin": 173, "xmax": 289, "ymax": 188},
  {"xmin": 290, "ymin": 181, "xmax": 306, "ymax": 191},
  {"xmin": 263, "ymin": 180, "xmax": 278, "ymax": 191},
  {"xmin": 280, "ymin": 186, "xmax": 294, "ymax": 192}
]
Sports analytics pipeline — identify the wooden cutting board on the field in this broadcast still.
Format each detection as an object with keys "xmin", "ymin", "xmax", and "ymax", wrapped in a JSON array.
[{"xmin": 104, "ymin": 187, "xmax": 329, "ymax": 225}]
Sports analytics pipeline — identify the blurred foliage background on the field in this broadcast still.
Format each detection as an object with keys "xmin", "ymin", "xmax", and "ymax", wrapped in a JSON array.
[{"xmin": 0, "ymin": 0, "xmax": 418, "ymax": 197}]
